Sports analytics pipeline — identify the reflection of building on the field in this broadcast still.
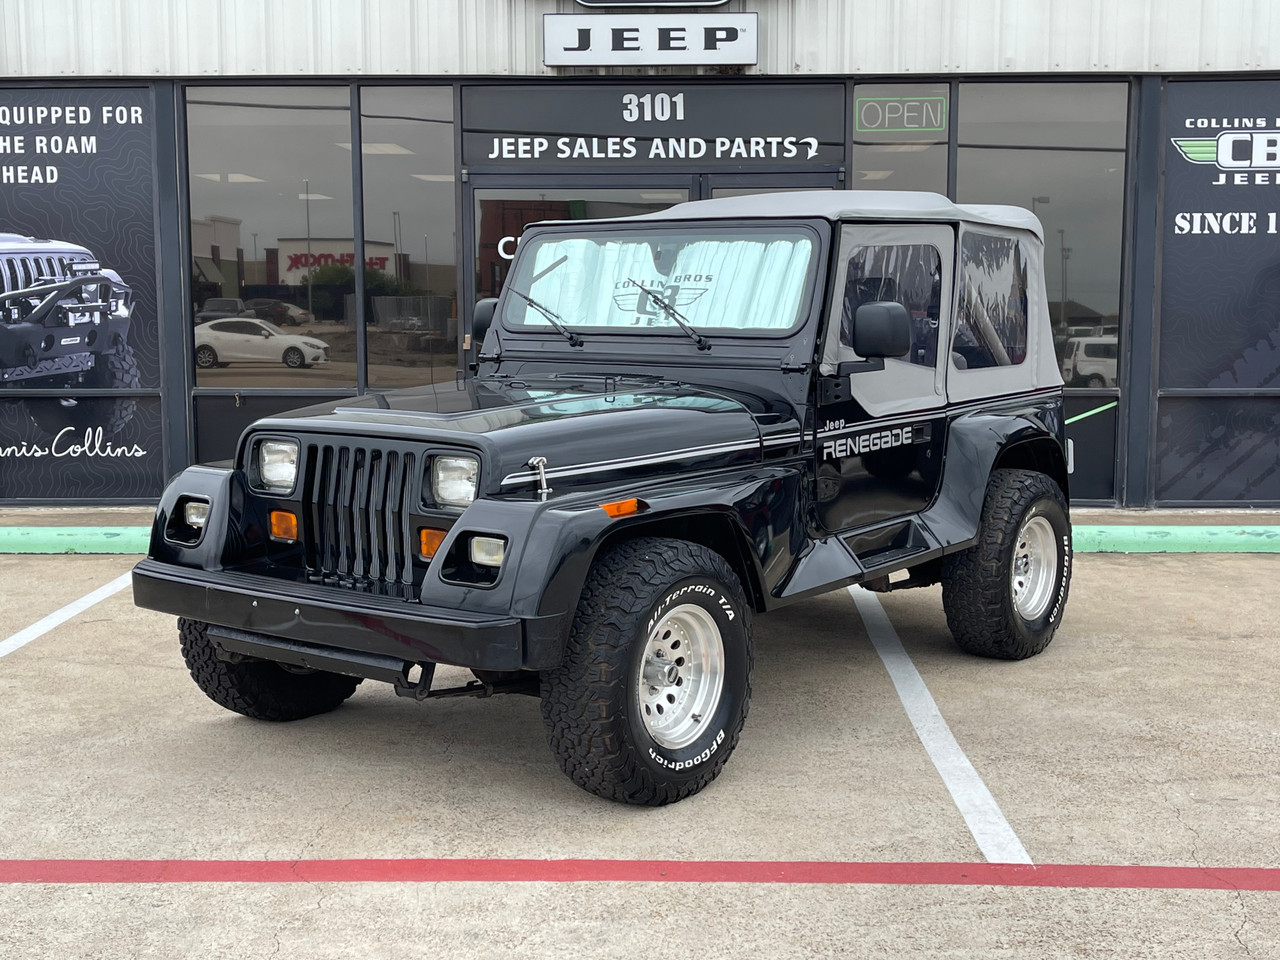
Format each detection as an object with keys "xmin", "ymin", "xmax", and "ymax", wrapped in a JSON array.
[
  {"xmin": 273, "ymin": 239, "xmax": 397, "ymax": 286},
  {"xmin": 191, "ymin": 215, "xmax": 243, "ymax": 300}
]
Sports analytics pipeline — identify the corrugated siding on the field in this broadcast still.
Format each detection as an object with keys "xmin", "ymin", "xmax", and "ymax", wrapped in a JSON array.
[{"xmin": 2, "ymin": 0, "xmax": 1279, "ymax": 78}]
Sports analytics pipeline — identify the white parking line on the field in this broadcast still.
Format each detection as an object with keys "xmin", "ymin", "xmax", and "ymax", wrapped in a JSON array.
[
  {"xmin": 0, "ymin": 571, "xmax": 133, "ymax": 660},
  {"xmin": 848, "ymin": 586, "xmax": 1032, "ymax": 865}
]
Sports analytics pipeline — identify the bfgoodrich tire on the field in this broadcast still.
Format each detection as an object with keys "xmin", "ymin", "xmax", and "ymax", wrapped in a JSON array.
[
  {"xmin": 178, "ymin": 618, "xmax": 360, "ymax": 721},
  {"xmin": 540, "ymin": 538, "xmax": 753, "ymax": 806},
  {"xmin": 941, "ymin": 469, "xmax": 1072, "ymax": 660}
]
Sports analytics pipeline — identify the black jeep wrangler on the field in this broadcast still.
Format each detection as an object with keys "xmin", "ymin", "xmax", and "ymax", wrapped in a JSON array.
[
  {"xmin": 0, "ymin": 232, "xmax": 139, "ymax": 436},
  {"xmin": 133, "ymin": 192, "xmax": 1072, "ymax": 805}
]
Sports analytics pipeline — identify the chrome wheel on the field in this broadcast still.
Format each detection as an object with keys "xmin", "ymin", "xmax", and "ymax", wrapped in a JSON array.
[
  {"xmin": 637, "ymin": 603, "xmax": 725, "ymax": 750},
  {"xmin": 1011, "ymin": 514, "xmax": 1058, "ymax": 620}
]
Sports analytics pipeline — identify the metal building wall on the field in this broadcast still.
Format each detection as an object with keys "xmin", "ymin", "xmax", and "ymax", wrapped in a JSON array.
[{"xmin": 2, "ymin": 0, "xmax": 1278, "ymax": 78}]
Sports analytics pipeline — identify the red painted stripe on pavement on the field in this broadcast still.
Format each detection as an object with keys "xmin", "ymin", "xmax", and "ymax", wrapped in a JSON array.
[{"xmin": 1, "ymin": 859, "xmax": 1278, "ymax": 890}]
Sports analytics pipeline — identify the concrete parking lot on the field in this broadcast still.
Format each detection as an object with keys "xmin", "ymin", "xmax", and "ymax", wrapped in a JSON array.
[{"xmin": 0, "ymin": 551, "xmax": 1277, "ymax": 958}]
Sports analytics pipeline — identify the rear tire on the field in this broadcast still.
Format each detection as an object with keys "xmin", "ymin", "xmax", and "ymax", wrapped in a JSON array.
[
  {"xmin": 195, "ymin": 345, "xmax": 219, "ymax": 369},
  {"xmin": 178, "ymin": 618, "xmax": 360, "ymax": 721},
  {"xmin": 941, "ymin": 469, "xmax": 1072, "ymax": 660},
  {"xmin": 540, "ymin": 538, "xmax": 753, "ymax": 806}
]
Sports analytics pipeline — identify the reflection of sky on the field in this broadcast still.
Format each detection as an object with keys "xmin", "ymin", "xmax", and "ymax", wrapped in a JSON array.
[{"xmin": 186, "ymin": 87, "xmax": 455, "ymax": 266}]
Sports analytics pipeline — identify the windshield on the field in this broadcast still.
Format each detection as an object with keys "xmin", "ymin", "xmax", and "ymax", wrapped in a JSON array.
[{"xmin": 503, "ymin": 226, "xmax": 817, "ymax": 335}]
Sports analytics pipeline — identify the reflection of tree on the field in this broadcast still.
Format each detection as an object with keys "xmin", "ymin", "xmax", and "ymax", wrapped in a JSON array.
[{"xmin": 302, "ymin": 264, "xmax": 417, "ymax": 320}]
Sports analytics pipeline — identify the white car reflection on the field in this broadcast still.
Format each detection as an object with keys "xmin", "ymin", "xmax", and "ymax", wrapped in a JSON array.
[{"xmin": 194, "ymin": 318, "xmax": 329, "ymax": 369}]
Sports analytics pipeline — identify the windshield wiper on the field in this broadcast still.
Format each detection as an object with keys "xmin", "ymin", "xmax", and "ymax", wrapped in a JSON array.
[
  {"xmin": 507, "ymin": 287, "xmax": 582, "ymax": 347},
  {"xmin": 627, "ymin": 279, "xmax": 711, "ymax": 351}
]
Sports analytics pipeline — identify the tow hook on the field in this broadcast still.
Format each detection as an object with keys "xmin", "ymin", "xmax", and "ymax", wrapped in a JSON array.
[{"xmin": 393, "ymin": 662, "xmax": 437, "ymax": 701}]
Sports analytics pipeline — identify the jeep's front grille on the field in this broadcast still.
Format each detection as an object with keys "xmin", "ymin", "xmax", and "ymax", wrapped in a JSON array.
[
  {"xmin": 0, "ymin": 254, "xmax": 83, "ymax": 295},
  {"xmin": 302, "ymin": 442, "xmax": 420, "ymax": 599}
]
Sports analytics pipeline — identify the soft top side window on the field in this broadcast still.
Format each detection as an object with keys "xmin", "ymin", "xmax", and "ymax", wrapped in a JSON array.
[
  {"xmin": 953, "ymin": 232, "xmax": 1028, "ymax": 370},
  {"xmin": 838, "ymin": 243, "xmax": 941, "ymax": 368}
]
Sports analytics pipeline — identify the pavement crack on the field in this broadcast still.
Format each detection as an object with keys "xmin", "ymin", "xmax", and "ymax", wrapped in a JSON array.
[
  {"xmin": 1164, "ymin": 791, "xmax": 1253, "ymax": 956},
  {"xmin": 1165, "ymin": 790, "xmax": 1205, "ymax": 868},
  {"xmin": 1230, "ymin": 891, "xmax": 1254, "ymax": 957}
]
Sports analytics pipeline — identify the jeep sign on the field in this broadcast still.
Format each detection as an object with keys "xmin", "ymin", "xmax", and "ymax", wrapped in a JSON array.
[{"xmin": 543, "ymin": 14, "xmax": 758, "ymax": 67}]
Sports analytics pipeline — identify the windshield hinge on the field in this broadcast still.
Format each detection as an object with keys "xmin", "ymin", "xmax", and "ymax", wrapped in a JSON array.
[{"xmin": 780, "ymin": 354, "xmax": 809, "ymax": 373}]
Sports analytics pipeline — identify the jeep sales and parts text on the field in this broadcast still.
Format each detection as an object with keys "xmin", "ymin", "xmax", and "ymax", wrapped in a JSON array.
[{"xmin": 0, "ymin": 104, "xmax": 145, "ymax": 184}]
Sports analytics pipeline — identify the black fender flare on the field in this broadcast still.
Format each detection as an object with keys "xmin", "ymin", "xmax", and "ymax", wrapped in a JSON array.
[{"xmin": 920, "ymin": 408, "xmax": 1069, "ymax": 553}]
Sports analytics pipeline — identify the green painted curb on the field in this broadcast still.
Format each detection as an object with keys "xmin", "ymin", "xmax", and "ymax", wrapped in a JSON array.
[
  {"xmin": 0, "ymin": 527, "xmax": 151, "ymax": 554},
  {"xmin": 1072, "ymin": 525, "xmax": 1280, "ymax": 553},
  {"xmin": 0, "ymin": 525, "xmax": 1278, "ymax": 555}
]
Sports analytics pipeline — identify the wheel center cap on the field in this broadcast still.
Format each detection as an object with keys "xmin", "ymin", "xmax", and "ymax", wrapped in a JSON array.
[{"xmin": 643, "ymin": 655, "xmax": 680, "ymax": 687}]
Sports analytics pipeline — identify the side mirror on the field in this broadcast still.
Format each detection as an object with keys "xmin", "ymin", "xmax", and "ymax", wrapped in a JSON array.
[
  {"xmin": 261, "ymin": 330, "xmax": 271, "ymax": 338},
  {"xmin": 852, "ymin": 301, "xmax": 911, "ymax": 359},
  {"xmin": 472, "ymin": 298, "xmax": 499, "ymax": 347}
]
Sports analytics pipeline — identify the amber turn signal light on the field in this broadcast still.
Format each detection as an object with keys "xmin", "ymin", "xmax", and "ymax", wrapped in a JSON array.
[
  {"xmin": 600, "ymin": 498, "xmax": 644, "ymax": 518},
  {"xmin": 419, "ymin": 527, "xmax": 447, "ymax": 559},
  {"xmin": 269, "ymin": 510, "xmax": 298, "ymax": 542}
]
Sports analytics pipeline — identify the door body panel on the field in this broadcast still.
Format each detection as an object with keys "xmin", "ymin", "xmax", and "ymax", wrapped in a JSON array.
[{"xmin": 814, "ymin": 223, "xmax": 955, "ymax": 534}]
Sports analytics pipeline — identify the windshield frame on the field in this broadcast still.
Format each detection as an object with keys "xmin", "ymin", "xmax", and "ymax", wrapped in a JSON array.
[{"xmin": 497, "ymin": 219, "xmax": 828, "ymax": 343}]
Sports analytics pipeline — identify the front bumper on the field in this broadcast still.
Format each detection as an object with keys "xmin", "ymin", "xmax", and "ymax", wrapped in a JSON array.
[{"xmin": 132, "ymin": 558, "xmax": 559, "ymax": 672}]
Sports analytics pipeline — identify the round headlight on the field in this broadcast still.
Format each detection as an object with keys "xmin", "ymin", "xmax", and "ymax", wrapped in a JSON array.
[
  {"xmin": 432, "ymin": 456, "xmax": 479, "ymax": 507},
  {"xmin": 257, "ymin": 439, "xmax": 299, "ymax": 493}
]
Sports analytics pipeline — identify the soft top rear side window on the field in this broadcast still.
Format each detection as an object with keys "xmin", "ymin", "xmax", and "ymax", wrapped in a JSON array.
[{"xmin": 953, "ymin": 231, "xmax": 1029, "ymax": 370}]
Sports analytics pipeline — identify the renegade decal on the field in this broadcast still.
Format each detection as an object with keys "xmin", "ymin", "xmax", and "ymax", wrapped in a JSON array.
[{"xmin": 822, "ymin": 425, "xmax": 925, "ymax": 460}]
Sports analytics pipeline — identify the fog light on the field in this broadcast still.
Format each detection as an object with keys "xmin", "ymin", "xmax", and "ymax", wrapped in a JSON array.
[
  {"xmin": 419, "ymin": 527, "xmax": 446, "ymax": 559},
  {"xmin": 469, "ymin": 536, "xmax": 506, "ymax": 568},
  {"xmin": 183, "ymin": 500, "xmax": 210, "ymax": 529},
  {"xmin": 269, "ymin": 510, "xmax": 298, "ymax": 542}
]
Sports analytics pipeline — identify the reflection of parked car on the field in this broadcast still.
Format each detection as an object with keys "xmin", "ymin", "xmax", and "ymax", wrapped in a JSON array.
[
  {"xmin": 1061, "ymin": 336, "xmax": 1117, "ymax": 387},
  {"xmin": 196, "ymin": 297, "xmax": 248, "ymax": 322},
  {"xmin": 244, "ymin": 298, "xmax": 313, "ymax": 326},
  {"xmin": 0, "ymin": 232, "xmax": 140, "ymax": 436},
  {"xmin": 194, "ymin": 318, "xmax": 328, "ymax": 369}
]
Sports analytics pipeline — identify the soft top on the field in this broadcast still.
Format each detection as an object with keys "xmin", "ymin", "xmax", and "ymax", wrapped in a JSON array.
[{"xmin": 543, "ymin": 190, "xmax": 1043, "ymax": 241}]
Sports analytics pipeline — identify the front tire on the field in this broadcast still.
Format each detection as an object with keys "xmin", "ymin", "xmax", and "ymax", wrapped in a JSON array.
[
  {"xmin": 282, "ymin": 347, "xmax": 307, "ymax": 368},
  {"xmin": 178, "ymin": 618, "xmax": 360, "ymax": 721},
  {"xmin": 941, "ymin": 469, "xmax": 1072, "ymax": 660},
  {"xmin": 540, "ymin": 538, "xmax": 753, "ymax": 805}
]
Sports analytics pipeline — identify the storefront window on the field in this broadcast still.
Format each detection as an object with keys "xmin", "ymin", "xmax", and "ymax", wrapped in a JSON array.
[
  {"xmin": 851, "ymin": 83, "xmax": 949, "ymax": 193},
  {"xmin": 186, "ymin": 87, "xmax": 355, "ymax": 388},
  {"xmin": 956, "ymin": 83, "xmax": 1128, "ymax": 386},
  {"xmin": 360, "ymin": 87, "xmax": 459, "ymax": 388}
]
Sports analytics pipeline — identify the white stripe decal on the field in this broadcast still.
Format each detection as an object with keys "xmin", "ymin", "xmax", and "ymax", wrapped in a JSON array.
[
  {"xmin": 500, "ymin": 439, "xmax": 762, "ymax": 486},
  {"xmin": 848, "ymin": 586, "xmax": 1032, "ymax": 865},
  {"xmin": 0, "ymin": 572, "xmax": 133, "ymax": 660},
  {"xmin": 816, "ymin": 388, "xmax": 1062, "ymax": 439}
]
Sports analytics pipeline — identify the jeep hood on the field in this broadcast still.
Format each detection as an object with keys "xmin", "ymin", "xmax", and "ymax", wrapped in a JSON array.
[{"xmin": 254, "ymin": 378, "xmax": 793, "ymax": 496}]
